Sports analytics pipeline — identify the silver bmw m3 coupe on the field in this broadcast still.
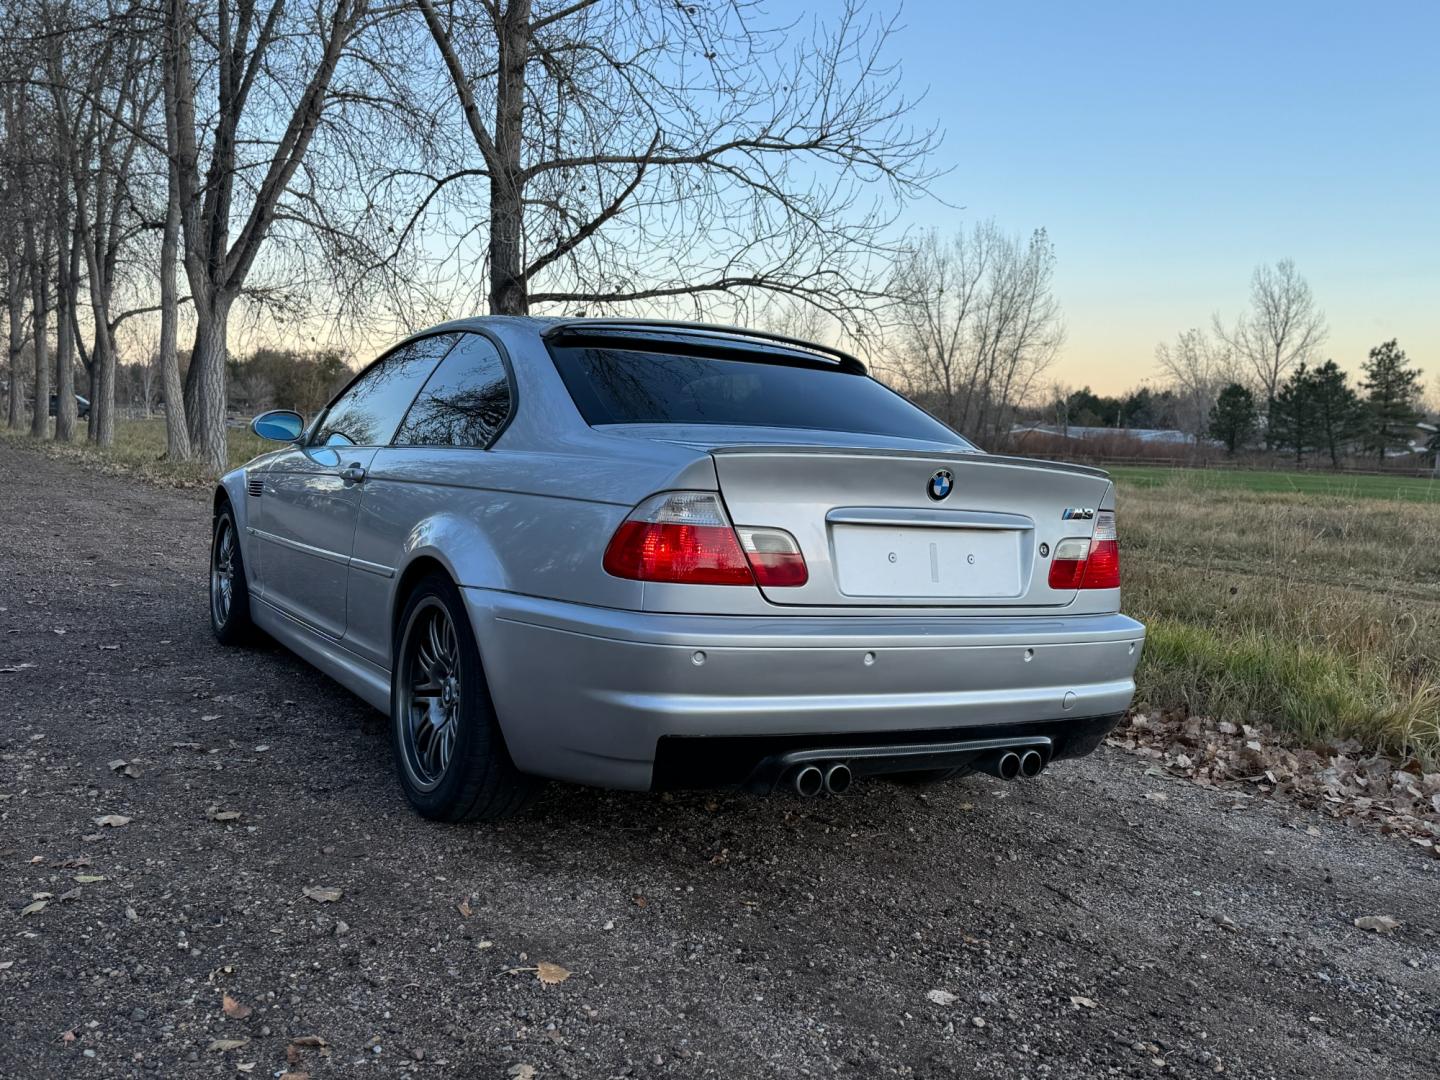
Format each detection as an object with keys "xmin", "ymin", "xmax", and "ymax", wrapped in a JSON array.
[{"xmin": 211, "ymin": 318, "xmax": 1145, "ymax": 821}]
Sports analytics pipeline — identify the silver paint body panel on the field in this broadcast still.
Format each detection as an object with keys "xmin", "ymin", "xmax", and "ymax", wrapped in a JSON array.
[{"xmin": 217, "ymin": 316, "xmax": 1145, "ymax": 790}]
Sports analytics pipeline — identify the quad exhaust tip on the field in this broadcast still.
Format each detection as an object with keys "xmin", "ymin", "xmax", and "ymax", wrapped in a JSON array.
[
  {"xmin": 1019, "ymin": 749, "xmax": 1044, "ymax": 778},
  {"xmin": 791, "ymin": 762, "xmax": 852, "ymax": 797},
  {"xmin": 997, "ymin": 751, "xmax": 1021, "ymax": 781},
  {"xmin": 793, "ymin": 764, "xmax": 824, "ymax": 798}
]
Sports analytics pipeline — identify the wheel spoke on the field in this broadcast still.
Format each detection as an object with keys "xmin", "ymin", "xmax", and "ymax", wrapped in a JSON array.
[{"xmin": 427, "ymin": 617, "xmax": 444, "ymax": 672}]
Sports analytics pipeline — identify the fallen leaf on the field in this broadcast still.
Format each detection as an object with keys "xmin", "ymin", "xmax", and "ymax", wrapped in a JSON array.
[
  {"xmin": 237, "ymin": 1064, "xmax": 256, "ymax": 1074},
  {"xmin": 1354, "ymin": 915, "xmax": 1400, "ymax": 933},
  {"xmin": 1069, "ymin": 995, "xmax": 1099, "ymax": 1009},
  {"xmin": 19, "ymin": 900, "xmax": 47, "ymax": 917},
  {"xmin": 73, "ymin": 875, "xmax": 106, "ymax": 884},
  {"xmin": 94, "ymin": 814, "xmax": 131, "ymax": 828},
  {"xmin": 56, "ymin": 888, "xmax": 81, "ymax": 903},
  {"xmin": 60, "ymin": 1029, "xmax": 77, "ymax": 1043},
  {"xmin": 222, "ymin": 994, "xmax": 253, "ymax": 1020},
  {"xmin": 0, "ymin": 663, "xmax": 36, "ymax": 674},
  {"xmin": 107, "ymin": 759, "xmax": 129, "ymax": 772},
  {"xmin": 458, "ymin": 899, "xmax": 473, "ymax": 918},
  {"xmin": 1143, "ymin": 792, "xmax": 1168, "ymax": 803},
  {"xmin": 926, "ymin": 989, "xmax": 957, "ymax": 1006},
  {"xmin": 0, "ymin": 960, "xmax": 13, "ymax": 970},
  {"xmin": 631, "ymin": 894, "xmax": 647, "ymax": 908},
  {"xmin": 508, "ymin": 1066, "xmax": 537, "ymax": 1080},
  {"xmin": 288, "ymin": 1035, "xmax": 328, "ymax": 1048},
  {"xmin": 207, "ymin": 1038, "xmax": 250, "ymax": 1052},
  {"xmin": 208, "ymin": 809, "xmax": 243, "ymax": 822},
  {"xmin": 536, "ymin": 961, "xmax": 571, "ymax": 985},
  {"xmin": 302, "ymin": 886, "xmax": 342, "ymax": 903}
]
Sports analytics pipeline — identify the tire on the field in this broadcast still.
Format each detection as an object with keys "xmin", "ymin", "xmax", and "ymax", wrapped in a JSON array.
[
  {"xmin": 210, "ymin": 503, "xmax": 257, "ymax": 646},
  {"xmin": 391, "ymin": 573, "xmax": 541, "ymax": 822}
]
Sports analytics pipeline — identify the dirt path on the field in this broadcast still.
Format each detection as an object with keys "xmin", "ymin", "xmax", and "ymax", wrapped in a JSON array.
[{"xmin": 1, "ymin": 439, "xmax": 1437, "ymax": 1080}]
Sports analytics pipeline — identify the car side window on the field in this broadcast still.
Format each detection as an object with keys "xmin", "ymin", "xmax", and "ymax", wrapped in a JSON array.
[
  {"xmin": 393, "ymin": 333, "xmax": 513, "ymax": 448},
  {"xmin": 313, "ymin": 334, "xmax": 459, "ymax": 448}
]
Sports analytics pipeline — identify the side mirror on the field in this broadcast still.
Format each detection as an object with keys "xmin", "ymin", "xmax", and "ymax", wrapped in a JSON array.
[{"xmin": 251, "ymin": 409, "xmax": 305, "ymax": 442}]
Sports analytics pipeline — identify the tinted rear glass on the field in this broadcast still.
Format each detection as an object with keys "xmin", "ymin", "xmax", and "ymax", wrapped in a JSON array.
[{"xmin": 548, "ymin": 345, "xmax": 969, "ymax": 445}]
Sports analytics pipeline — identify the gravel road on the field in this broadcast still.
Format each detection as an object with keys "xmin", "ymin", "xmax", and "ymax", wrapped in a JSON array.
[{"xmin": 1, "ymin": 439, "xmax": 1437, "ymax": 1080}]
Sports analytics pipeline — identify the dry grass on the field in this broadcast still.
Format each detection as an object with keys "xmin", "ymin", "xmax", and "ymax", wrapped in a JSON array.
[
  {"xmin": 1, "ymin": 418, "xmax": 268, "ymax": 487},
  {"xmin": 1120, "ymin": 471, "xmax": 1440, "ymax": 760}
]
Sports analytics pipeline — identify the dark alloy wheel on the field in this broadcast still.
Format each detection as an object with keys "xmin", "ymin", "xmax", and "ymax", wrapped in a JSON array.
[
  {"xmin": 210, "ymin": 504, "xmax": 257, "ymax": 645},
  {"xmin": 391, "ymin": 573, "xmax": 540, "ymax": 822},
  {"xmin": 396, "ymin": 598, "xmax": 462, "ymax": 793}
]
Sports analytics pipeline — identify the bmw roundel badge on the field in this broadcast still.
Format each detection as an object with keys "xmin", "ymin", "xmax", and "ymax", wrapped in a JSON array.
[{"xmin": 927, "ymin": 468, "xmax": 954, "ymax": 501}]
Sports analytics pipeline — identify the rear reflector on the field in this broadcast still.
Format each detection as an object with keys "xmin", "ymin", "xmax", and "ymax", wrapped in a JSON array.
[{"xmin": 1047, "ymin": 511, "xmax": 1120, "ymax": 590}]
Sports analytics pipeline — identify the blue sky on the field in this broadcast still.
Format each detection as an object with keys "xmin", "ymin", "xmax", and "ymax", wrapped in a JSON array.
[{"xmin": 882, "ymin": 0, "xmax": 1439, "ymax": 393}]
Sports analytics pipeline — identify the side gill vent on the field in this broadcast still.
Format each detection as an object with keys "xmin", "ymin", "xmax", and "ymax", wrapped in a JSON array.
[{"xmin": 246, "ymin": 474, "xmax": 264, "ymax": 498}]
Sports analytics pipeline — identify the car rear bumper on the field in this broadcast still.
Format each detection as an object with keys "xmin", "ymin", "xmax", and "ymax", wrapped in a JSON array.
[{"xmin": 465, "ymin": 590, "xmax": 1145, "ymax": 790}]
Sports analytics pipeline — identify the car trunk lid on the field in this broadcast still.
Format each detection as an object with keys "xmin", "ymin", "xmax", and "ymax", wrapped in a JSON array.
[{"xmin": 709, "ymin": 446, "xmax": 1112, "ymax": 608}]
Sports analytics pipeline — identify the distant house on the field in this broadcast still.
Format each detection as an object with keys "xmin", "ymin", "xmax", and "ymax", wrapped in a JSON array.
[{"xmin": 1009, "ymin": 423, "xmax": 1206, "ymax": 446}]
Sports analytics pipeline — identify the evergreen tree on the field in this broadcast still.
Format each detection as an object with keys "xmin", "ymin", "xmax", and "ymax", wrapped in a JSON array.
[
  {"xmin": 1360, "ymin": 340, "xmax": 1424, "ymax": 464},
  {"xmin": 1307, "ymin": 360, "xmax": 1362, "ymax": 468},
  {"xmin": 1269, "ymin": 363, "xmax": 1316, "ymax": 464},
  {"xmin": 1207, "ymin": 383, "xmax": 1258, "ymax": 455}
]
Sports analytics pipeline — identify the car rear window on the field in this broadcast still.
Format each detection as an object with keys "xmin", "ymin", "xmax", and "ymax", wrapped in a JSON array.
[{"xmin": 547, "ymin": 344, "xmax": 970, "ymax": 446}]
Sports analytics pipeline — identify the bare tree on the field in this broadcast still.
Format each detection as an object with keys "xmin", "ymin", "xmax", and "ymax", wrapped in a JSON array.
[
  {"xmin": 1154, "ymin": 326, "xmax": 1234, "ymax": 437},
  {"xmin": 1214, "ymin": 259, "xmax": 1327, "ymax": 436},
  {"xmin": 402, "ymin": 0, "xmax": 935, "ymax": 328},
  {"xmin": 888, "ymin": 223, "xmax": 1062, "ymax": 446},
  {"xmin": 170, "ymin": 0, "xmax": 375, "ymax": 471}
]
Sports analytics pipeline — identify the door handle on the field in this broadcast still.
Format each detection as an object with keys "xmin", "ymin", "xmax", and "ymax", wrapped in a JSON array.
[{"xmin": 339, "ymin": 463, "xmax": 367, "ymax": 484}]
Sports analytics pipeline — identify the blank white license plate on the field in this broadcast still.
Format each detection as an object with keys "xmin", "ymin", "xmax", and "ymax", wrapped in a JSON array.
[{"xmin": 832, "ymin": 526, "xmax": 1023, "ymax": 598}]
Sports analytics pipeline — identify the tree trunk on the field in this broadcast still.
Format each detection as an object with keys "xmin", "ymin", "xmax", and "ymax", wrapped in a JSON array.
[
  {"xmin": 488, "ymin": 0, "xmax": 532, "ymax": 315},
  {"xmin": 53, "ymin": 214, "xmax": 80, "ymax": 442},
  {"xmin": 80, "ymin": 226, "xmax": 117, "ymax": 446},
  {"xmin": 24, "ymin": 221, "xmax": 51, "ymax": 439},
  {"xmin": 188, "ymin": 291, "xmax": 233, "ymax": 474},
  {"xmin": 160, "ymin": 14, "xmax": 191, "ymax": 460},
  {"xmin": 5, "ymin": 256, "xmax": 23, "ymax": 429}
]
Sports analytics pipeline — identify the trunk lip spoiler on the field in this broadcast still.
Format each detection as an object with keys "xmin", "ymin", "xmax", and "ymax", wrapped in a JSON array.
[{"xmin": 707, "ymin": 444, "xmax": 1111, "ymax": 480}]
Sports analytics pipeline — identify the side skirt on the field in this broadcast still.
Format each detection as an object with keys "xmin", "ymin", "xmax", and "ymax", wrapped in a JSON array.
[{"xmin": 252, "ymin": 597, "xmax": 392, "ymax": 713}]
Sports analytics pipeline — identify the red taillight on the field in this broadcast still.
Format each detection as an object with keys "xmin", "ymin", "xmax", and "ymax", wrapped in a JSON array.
[
  {"xmin": 1047, "ymin": 511, "xmax": 1120, "ymax": 590},
  {"xmin": 603, "ymin": 492, "xmax": 808, "ymax": 587},
  {"xmin": 1081, "ymin": 538, "xmax": 1120, "ymax": 589}
]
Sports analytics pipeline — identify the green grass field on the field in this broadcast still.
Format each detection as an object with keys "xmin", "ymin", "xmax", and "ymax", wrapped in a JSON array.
[{"xmin": 1110, "ymin": 464, "xmax": 1440, "ymax": 503}]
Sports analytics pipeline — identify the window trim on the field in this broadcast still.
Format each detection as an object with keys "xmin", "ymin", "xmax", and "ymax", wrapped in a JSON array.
[
  {"xmin": 305, "ymin": 330, "xmax": 462, "ymax": 449},
  {"xmin": 388, "ymin": 327, "xmax": 520, "ymax": 451}
]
